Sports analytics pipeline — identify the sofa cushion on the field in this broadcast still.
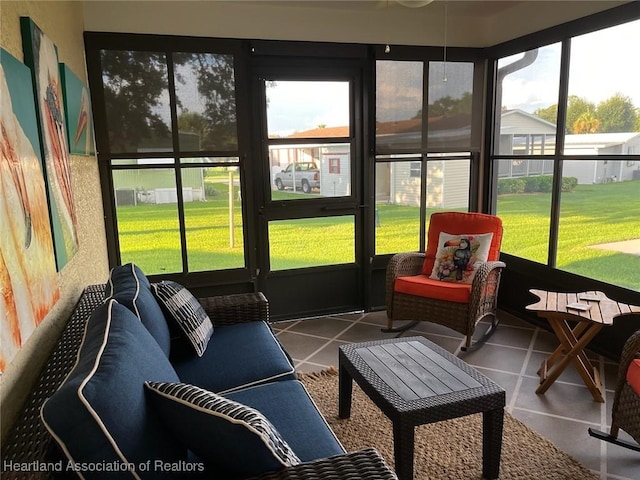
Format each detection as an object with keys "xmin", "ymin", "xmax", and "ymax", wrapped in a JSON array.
[
  {"xmin": 41, "ymin": 299, "xmax": 185, "ymax": 476},
  {"xmin": 145, "ymin": 381, "xmax": 300, "ymax": 478},
  {"xmin": 226, "ymin": 380, "xmax": 345, "ymax": 463},
  {"xmin": 172, "ymin": 321, "xmax": 296, "ymax": 394},
  {"xmin": 105, "ymin": 263, "xmax": 171, "ymax": 356},
  {"xmin": 151, "ymin": 281, "xmax": 213, "ymax": 357}
]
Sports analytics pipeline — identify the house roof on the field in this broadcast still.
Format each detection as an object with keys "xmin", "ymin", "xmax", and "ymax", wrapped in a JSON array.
[{"xmin": 287, "ymin": 114, "xmax": 471, "ymax": 138}]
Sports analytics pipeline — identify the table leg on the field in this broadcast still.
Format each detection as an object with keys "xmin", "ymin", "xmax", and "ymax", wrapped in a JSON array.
[
  {"xmin": 537, "ymin": 321, "xmax": 590, "ymax": 377},
  {"xmin": 338, "ymin": 364, "xmax": 353, "ymax": 419},
  {"xmin": 393, "ymin": 420, "xmax": 415, "ymax": 480},
  {"xmin": 482, "ymin": 408, "xmax": 504, "ymax": 480},
  {"xmin": 536, "ymin": 319, "xmax": 604, "ymax": 402}
]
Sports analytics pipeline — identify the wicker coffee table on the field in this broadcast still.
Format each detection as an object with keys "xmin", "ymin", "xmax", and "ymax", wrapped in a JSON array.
[{"xmin": 338, "ymin": 337, "xmax": 505, "ymax": 480}]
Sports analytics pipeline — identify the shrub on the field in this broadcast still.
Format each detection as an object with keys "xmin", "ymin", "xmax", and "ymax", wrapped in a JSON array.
[
  {"xmin": 498, "ymin": 175, "xmax": 577, "ymax": 194},
  {"xmin": 561, "ymin": 176, "xmax": 578, "ymax": 192},
  {"xmin": 497, "ymin": 178, "xmax": 525, "ymax": 194},
  {"xmin": 205, "ymin": 184, "xmax": 218, "ymax": 198}
]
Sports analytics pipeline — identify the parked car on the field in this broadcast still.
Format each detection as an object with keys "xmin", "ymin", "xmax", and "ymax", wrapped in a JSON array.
[{"xmin": 274, "ymin": 162, "xmax": 320, "ymax": 194}]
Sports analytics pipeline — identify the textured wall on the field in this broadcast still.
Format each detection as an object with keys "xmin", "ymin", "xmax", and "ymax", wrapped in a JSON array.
[{"xmin": 0, "ymin": 1, "xmax": 109, "ymax": 441}]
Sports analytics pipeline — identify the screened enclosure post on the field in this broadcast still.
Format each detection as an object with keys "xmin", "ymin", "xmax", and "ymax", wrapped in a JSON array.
[{"xmin": 229, "ymin": 171, "xmax": 235, "ymax": 248}]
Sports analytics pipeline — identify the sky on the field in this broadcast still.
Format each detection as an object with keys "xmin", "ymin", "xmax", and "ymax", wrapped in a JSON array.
[
  {"xmin": 266, "ymin": 18, "xmax": 640, "ymax": 135},
  {"xmin": 501, "ymin": 18, "xmax": 640, "ymax": 113}
]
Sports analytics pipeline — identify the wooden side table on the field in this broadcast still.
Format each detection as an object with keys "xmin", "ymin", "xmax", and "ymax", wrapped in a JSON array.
[{"xmin": 526, "ymin": 289, "xmax": 640, "ymax": 402}]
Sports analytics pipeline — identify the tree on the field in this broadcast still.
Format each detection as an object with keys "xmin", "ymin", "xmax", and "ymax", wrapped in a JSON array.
[
  {"xmin": 175, "ymin": 53, "xmax": 238, "ymax": 151},
  {"xmin": 101, "ymin": 51, "xmax": 173, "ymax": 152},
  {"xmin": 566, "ymin": 96, "xmax": 596, "ymax": 134},
  {"xmin": 533, "ymin": 104, "xmax": 557, "ymax": 124},
  {"xmin": 597, "ymin": 93, "xmax": 637, "ymax": 133},
  {"xmin": 572, "ymin": 111, "xmax": 601, "ymax": 134}
]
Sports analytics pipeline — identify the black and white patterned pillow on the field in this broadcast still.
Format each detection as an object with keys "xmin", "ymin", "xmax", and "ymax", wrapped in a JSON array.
[
  {"xmin": 144, "ymin": 382, "xmax": 300, "ymax": 476},
  {"xmin": 151, "ymin": 281, "xmax": 213, "ymax": 356}
]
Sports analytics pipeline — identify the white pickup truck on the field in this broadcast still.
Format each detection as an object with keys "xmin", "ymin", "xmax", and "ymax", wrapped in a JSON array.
[{"xmin": 274, "ymin": 162, "xmax": 320, "ymax": 194}]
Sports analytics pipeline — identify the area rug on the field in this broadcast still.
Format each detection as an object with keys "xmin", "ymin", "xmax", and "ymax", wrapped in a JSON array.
[{"xmin": 299, "ymin": 368, "xmax": 598, "ymax": 480}]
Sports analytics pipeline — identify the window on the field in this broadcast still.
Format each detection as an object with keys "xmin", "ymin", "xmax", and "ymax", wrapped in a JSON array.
[
  {"xmin": 96, "ymin": 44, "xmax": 245, "ymax": 275},
  {"xmin": 409, "ymin": 162, "xmax": 420, "ymax": 178},
  {"xmin": 329, "ymin": 158, "xmax": 341, "ymax": 174},
  {"xmin": 375, "ymin": 59, "xmax": 476, "ymax": 256},
  {"xmin": 492, "ymin": 18, "xmax": 640, "ymax": 292}
]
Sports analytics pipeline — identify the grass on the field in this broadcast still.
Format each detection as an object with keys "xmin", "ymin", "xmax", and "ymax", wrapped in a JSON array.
[{"xmin": 116, "ymin": 179, "xmax": 640, "ymax": 291}]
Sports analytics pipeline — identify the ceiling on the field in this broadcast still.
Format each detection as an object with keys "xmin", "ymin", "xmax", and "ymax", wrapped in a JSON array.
[{"xmin": 82, "ymin": 1, "xmax": 632, "ymax": 48}]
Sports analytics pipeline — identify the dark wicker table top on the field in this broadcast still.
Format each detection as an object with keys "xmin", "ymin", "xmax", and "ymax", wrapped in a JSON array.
[{"xmin": 339, "ymin": 336, "xmax": 505, "ymax": 425}]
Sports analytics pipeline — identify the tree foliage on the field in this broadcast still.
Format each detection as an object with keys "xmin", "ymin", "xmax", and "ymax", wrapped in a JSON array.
[
  {"xmin": 596, "ymin": 93, "xmax": 636, "ymax": 133},
  {"xmin": 101, "ymin": 51, "xmax": 172, "ymax": 152},
  {"xmin": 533, "ymin": 94, "xmax": 638, "ymax": 134},
  {"xmin": 101, "ymin": 50, "xmax": 238, "ymax": 153}
]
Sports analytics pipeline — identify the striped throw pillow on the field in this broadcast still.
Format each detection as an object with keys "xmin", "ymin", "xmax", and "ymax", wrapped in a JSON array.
[
  {"xmin": 151, "ymin": 281, "xmax": 213, "ymax": 356},
  {"xmin": 144, "ymin": 382, "xmax": 300, "ymax": 476}
]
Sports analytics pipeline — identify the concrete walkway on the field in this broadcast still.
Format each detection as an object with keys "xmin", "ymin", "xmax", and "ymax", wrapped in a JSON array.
[{"xmin": 590, "ymin": 238, "xmax": 640, "ymax": 256}]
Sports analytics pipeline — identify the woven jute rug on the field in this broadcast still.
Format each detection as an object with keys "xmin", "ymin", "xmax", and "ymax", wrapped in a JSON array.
[{"xmin": 299, "ymin": 368, "xmax": 598, "ymax": 480}]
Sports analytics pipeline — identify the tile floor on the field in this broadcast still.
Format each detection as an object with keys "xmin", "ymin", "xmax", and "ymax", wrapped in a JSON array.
[{"xmin": 272, "ymin": 310, "xmax": 639, "ymax": 480}]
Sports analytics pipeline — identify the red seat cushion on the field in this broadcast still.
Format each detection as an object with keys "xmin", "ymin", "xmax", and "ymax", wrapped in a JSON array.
[
  {"xmin": 627, "ymin": 358, "xmax": 640, "ymax": 396},
  {"xmin": 421, "ymin": 212, "xmax": 503, "ymax": 276},
  {"xmin": 394, "ymin": 275, "xmax": 471, "ymax": 304}
]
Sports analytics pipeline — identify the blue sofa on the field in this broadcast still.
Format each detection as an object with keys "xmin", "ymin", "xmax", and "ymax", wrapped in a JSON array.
[{"xmin": 1, "ymin": 264, "xmax": 397, "ymax": 479}]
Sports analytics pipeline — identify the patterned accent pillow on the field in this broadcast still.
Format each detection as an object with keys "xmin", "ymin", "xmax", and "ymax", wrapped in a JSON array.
[
  {"xmin": 429, "ymin": 232, "xmax": 494, "ymax": 284},
  {"xmin": 151, "ymin": 281, "xmax": 213, "ymax": 357},
  {"xmin": 145, "ymin": 382, "xmax": 300, "ymax": 476}
]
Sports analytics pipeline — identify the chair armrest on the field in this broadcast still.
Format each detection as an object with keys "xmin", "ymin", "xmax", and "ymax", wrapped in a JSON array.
[
  {"xmin": 250, "ymin": 448, "xmax": 398, "ymax": 480},
  {"xmin": 385, "ymin": 252, "xmax": 426, "ymax": 309},
  {"xmin": 198, "ymin": 292, "xmax": 269, "ymax": 327},
  {"xmin": 469, "ymin": 260, "xmax": 506, "ymax": 318}
]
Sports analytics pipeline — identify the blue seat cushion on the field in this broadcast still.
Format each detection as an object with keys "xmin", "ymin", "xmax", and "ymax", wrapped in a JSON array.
[
  {"xmin": 104, "ymin": 263, "xmax": 171, "ymax": 356},
  {"xmin": 172, "ymin": 321, "xmax": 295, "ymax": 394},
  {"xmin": 226, "ymin": 380, "xmax": 345, "ymax": 463},
  {"xmin": 145, "ymin": 381, "xmax": 300, "ymax": 478},
  {"xmin": 41, "ymin": 300, "xmax": 185, "ymax": 476}
]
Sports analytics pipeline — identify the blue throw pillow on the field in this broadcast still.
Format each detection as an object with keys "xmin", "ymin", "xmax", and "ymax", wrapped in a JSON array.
[
  {"xmin": 144, "ymin": 381, "xmax": 300, "ymax": 477},
  {"xmin": 41, "ymin": 300, "xmax": 186, "ymax": 477},
  {"xmin": 151, "ymin": 281, "xmax": 213, "ymax": 357},
  {"xmin": 105, "ymin": 263, "xmax": 171, "ymax": 356}
]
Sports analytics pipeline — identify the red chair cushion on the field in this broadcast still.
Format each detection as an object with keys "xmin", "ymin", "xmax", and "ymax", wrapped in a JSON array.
[
  {"xmin": 627, "ymin": 358, "xmax": 640, "ymax": 396},
  {"xmin": 394, "ymin": 275, "xmax": 471, "ymax": 304},
  {"xmin": 422, "ymin": 212, "xmax": 503, "ymax": 276}
]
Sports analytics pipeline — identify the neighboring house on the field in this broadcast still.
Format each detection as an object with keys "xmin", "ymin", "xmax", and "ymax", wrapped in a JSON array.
[
  {"xmin": 499, "ymin": 109, "xmax": 640, "ymax": 183},
  {"xmin": 113, "ymin": 132, "xmax": 207, "ymax": 205},
  {"xmin": 270, "ymin": 126, "xmax": 352, "ymax": 197},
  {"xmin": 113, "ymin": 165, "xmax": 205, "ymax": 205}
]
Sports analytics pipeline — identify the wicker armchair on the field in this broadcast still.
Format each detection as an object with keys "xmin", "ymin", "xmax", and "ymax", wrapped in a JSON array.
[
  {"xmin": 589, "ymin": 328, "xmax": 640, "ymax": 451},
  {"xmin": 384, "ymin": 212, "xmax": 506, "ymax": 351}
]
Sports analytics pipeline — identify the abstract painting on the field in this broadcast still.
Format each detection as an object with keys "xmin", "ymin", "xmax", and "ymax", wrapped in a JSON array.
[
  {"xmin": 0, "ymin": 48, "xmax": 60, "ymax": 372},
  {"xmin": 21, "ymin": 17, "xmax": 79, "ymax": 270},
  {"xmin": 59, "ymin": 63, "xmax": 95, "ymax": 156}
]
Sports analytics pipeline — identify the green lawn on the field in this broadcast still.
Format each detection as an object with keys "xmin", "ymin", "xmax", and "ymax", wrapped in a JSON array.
[{"xmin": 116, "ymin": 179, "xmax": 640, "ymax": 291}]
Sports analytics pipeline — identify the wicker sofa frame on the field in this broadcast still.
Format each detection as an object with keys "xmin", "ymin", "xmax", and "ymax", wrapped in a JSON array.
[
  {"xmin": 385, "ymin": 252, "xmax": 505, "ymax": 350},
  {"xmin": 1, "ymin": 285, "xmax": 397, "ymax": 480}
]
